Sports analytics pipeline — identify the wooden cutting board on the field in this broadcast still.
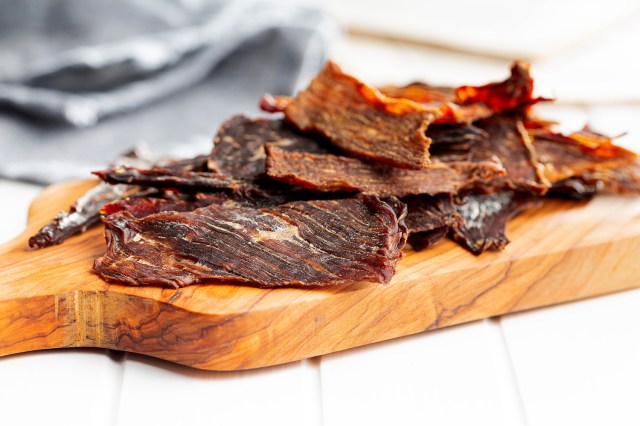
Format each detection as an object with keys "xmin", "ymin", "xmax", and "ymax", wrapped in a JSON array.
[{"xmin": 1, "ymin": 180, "xmax": 639, "ymax": 370}]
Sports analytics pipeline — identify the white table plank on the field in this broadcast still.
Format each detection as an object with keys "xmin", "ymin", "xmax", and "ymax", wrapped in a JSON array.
[
  {"xmin": 115, "ymin": 355, "xmax": 321, "ymax": 426},
  {"xmin": 500, "ymin": 289, "xmax": 640, "ymax": 426},
  {"xmin": 0, "ymin": 349, "xmax": 124, "ymax": 426},
  {"xmin": 320, "ymin": 320, "xmax": 526, "ymax": 426}
]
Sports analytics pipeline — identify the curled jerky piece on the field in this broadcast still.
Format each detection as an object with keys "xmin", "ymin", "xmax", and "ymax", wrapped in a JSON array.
[
  {"xmin": 265, "ymin": 145, "xmax": 505, "ymax": 197},
  {"xmin": 94, "ymin": 195, "xmax": 407, "ymax": 288},
  {"xmin": 209, "ymin": 115, "xmax": 329, "ymax": 179},
  {"xmin": 451, "ymin": 191, "xmax": 541, "ymax": 255},
  {"xmin": 473, "ymin": 117, "xmax": 548, "ymax": 193},
  {"xmin": 379, "ymin": 82, "xmax": 494, "ymax": 124},
  {"xmin": 403, "ymin": 195, "xmax": 463, "ymax": 251},
  {"xmin": 456, "ymin": 61, "xmax": 546, "ymax": 113},
  {"xmin": 281, "ymin": 61, "xmax": 440, "ymax": 169}
]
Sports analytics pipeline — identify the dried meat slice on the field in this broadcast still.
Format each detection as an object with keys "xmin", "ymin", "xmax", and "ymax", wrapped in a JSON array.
[
  {"xmin": 101, "ymin": 193, "xmax": 232, "ymax": 218},
  {"xmin": 93, "ymin": 167, "xmax": 255, "ymax": 194},
  {"xmin": 403, "ymin": 195, "xmax": 463, "ymax": 251},
  {"xmin": 280, "ymin": 61, "xmax": 440, "ymax": 169},
  {"xmin": 265, "ymin": 145, "xmax": 505, "ymax": 198},
  {"xmin": 532, "ymin": 127, "xmax": 638, "ymax": 184},
  {"xmin": 208, "ymin": 115, "xmax": 330, "ymax": 179},
  {"xmin": 28, "ymin": 183, "xmax": 154, "ymax": 248},
  {"xmin": 379, "ymin": 82, "xmax": 494, "ymax": 124},
  {"xmin": 472, "ymin": 117, "xmax": 548, "ymax": 193},
  {"xmin": 28, "ymin": 150, "xmax": 157, "ymax": 249},
  {"xmin": 94, "ymin": 195, "xmax": 407, "ymax": 288},
  {"xmin": 456, "ymin": 61, "xmax": 546, "ymax": 113},
  {"xmin": 450, "ymin": 191, "xmax": 541, "ymax": 255}
]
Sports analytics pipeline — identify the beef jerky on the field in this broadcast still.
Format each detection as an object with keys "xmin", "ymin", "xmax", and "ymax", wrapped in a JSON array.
[
  {"xmin": 379, "ymin": 82, "xmax": 456, "ymax": 104},
  {"xmin": 208, "ymin": 115, "xmax": 329, "ymax": 179},
  {"xmin": 379, "ymin": 83, "xmax": 494, "ymax": 125},
  {"xmin": 93, "ymin": 167, "xmax": 253, "ymax": 194},
  {"xmin": 428, "ymin": 124, "xmax": 489, "ymax": 162},
  {"xmin": 427, "ymin": 124, "xmax": 488, "ymax": 146},
  {"xmin": 28, "ymin": 183, "xmax": 154, "ymax": 249},
  {"xmin": 450, "ymin": 191, "xmax": 541, "ymax": 255},
  {"xmin": 403, "ymin": 194, "xmax": 463, "ymax": 251},
  {"xmin": 28, "ymin": 149, "xmax": 157, "ymax": 249},
  {"xmin": 472, "ymin": 117, "xmax": 548, "ymax": 193},
  {"xmin": 265, "ymin": 145, "xmax": 505, "ymax": 197},
  {"xmin": 456, "ymin": 61, "xmax": 546, "ymax": 114},
  {"xmin": 275, "ymin": 61, "xmax": 440, "ymax": 169},
  {"xmin": 94, "ymin": 195, "xmax": 407, "ymax": 288},
  {"xmin": 532, "ymin": 127, "xmax": 637, "ymax": 184},
  {"xmin": 160, "ymin": 155, "xmax": 210, "ymax": 173},
  {"xmin": 101, "ymin": 193, "xmax": 232, "ymax": 218}
]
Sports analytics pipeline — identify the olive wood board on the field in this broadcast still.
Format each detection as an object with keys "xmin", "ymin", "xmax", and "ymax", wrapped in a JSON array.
[{"xmin": 1, "ymin": 180, "xmax": 639, "ymax": 370}]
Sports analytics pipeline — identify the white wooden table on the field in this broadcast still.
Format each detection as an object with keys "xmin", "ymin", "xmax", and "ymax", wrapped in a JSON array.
[{"xmin": 2, "ymin": 29, "xmax": 640, "ymax": 425}]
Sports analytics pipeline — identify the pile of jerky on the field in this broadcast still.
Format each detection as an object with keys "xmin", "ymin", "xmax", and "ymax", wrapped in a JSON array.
[{"xmin": 29, "ymin": 61, "xmax": 640, "ymax": 288}]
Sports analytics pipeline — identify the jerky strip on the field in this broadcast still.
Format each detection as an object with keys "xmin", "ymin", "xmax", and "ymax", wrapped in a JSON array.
[
  {"xmin": 93, "ymin": 167, "xmax": 252, "ymax": 193},
  {"xmin": 94, "ymin": 195, "xmax": 407, "ymax": 288},
  {"xmin": 532, "ymin": 127, "xmax": 637, "ymax": 184},
  {"xmin": 450, "ymin": 191, "xmax": 540, "ymax": 255},
  {"xmin": 28, "ymin": 183, "xmax": 153, "ymax": 248},
  {"xmin": 265, "ymin": 146, "xmax": 505, "ymax": 198},
  {"xmin": 28, "ymin": 150, "xmax": 156, "ymax": 249},
  {"xmin": 403, "ymin": 195, "xmax": 463, "ymax": 251},
  {"xmin": 473, "ymin": 117, "xmax": 548, "ymax": 193},
  {"xmin": 456, "ymin": 61, "xmax": 546, "ymax": 113},
  {"xmin": 101, "ymin": 193, "xmax": 232, "ymax": 218},
  {"xmin": 208, "ymin": 115, "xmax": 329, "ymax": 179},
  {"xmin": 280, "ymin": 61, "xmax": 440, "ymax": 169}
]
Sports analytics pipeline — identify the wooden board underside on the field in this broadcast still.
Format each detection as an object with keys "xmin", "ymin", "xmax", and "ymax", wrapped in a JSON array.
[{"xmin": 0, "ymin": 180, "xmax": 639, "ymax": 370}]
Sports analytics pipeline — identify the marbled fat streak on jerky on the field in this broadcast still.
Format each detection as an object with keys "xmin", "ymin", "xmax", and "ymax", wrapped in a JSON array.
[
  {"xmin": 94, "ymin": 195, "xmax": 407, "ymax": 288},
  {"xmin": 265, "ymin": 146, "xmax": 505, "ymax": 197},
  {"xmin": 282, "ymin": 61, "xmax": 440, "ymax": 169},
  {"xmin": 209, "ymin": 115, "xmax": 330, "ymax": 179},
  {"xmin": 450, "ymin": 191, "xmax": 540, "ymax": 255}
]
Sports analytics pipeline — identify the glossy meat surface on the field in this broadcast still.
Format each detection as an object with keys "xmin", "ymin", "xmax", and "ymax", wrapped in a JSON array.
[{"xmin": 94, "ymin": 195, "xmax": 407, "ymax": 288}]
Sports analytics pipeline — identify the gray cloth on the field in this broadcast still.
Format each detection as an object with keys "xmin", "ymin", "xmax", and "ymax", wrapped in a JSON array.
[{"xmin": 0, "ymin": 0, "xmax": 338, "ymax": 184}]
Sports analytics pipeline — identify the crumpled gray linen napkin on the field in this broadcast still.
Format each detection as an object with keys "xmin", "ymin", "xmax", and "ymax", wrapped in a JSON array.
[{"xmin": 0, "ymin": 0, "xmax": 338, "ymax": 184}]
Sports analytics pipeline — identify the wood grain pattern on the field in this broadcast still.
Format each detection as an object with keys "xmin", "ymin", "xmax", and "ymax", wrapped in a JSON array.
[{"xmin": 0, "ymin": 179, "xmax": 639, "ymax": 370}]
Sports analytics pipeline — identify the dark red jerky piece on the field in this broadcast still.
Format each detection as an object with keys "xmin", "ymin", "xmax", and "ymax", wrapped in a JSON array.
[
  {"xmin": 450, "ymin": 191, "xmax": 541, "ymax": 255},
  {"xmin": 265, "ymin": 145, "xmax": 505, "ymax": 197},
  {"xmin": 403, "ymin": 194, "xmax": 463, "ymax": 251},
  {"xmin": 282, "ymin": 61, "xmax": 440, "ymax": 169},
  {"xmin": 159, "ymin": 155, "xmax": 210, "ymax": 173},
  {"xmin": 428, "ymin": 125, "xmax": 489, "ymax": 162},
  {"xmin": 93, "ymin": 167, "xmax": 257, "ymax": 194},
  {"xmin": 472, "ymin": 117, "xmax": 548, "ymax": 193},
  {"xmin": 101, "ymin": 193, "xmax": 231, "ymax": 218},
  {"xmin": 456, "ymin": 61, "xmax": 547, "ymax": 113},
  {"xmin": 28, "ymin": 183, "xmax": 155, "ymax": 249},
  {"xmin": 208, "ymin": 115, "xmax": 330, "ymax": 179},
  {"xmin": 94, "ymin": 195, "xmax": 407, "ymax": 288}
]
